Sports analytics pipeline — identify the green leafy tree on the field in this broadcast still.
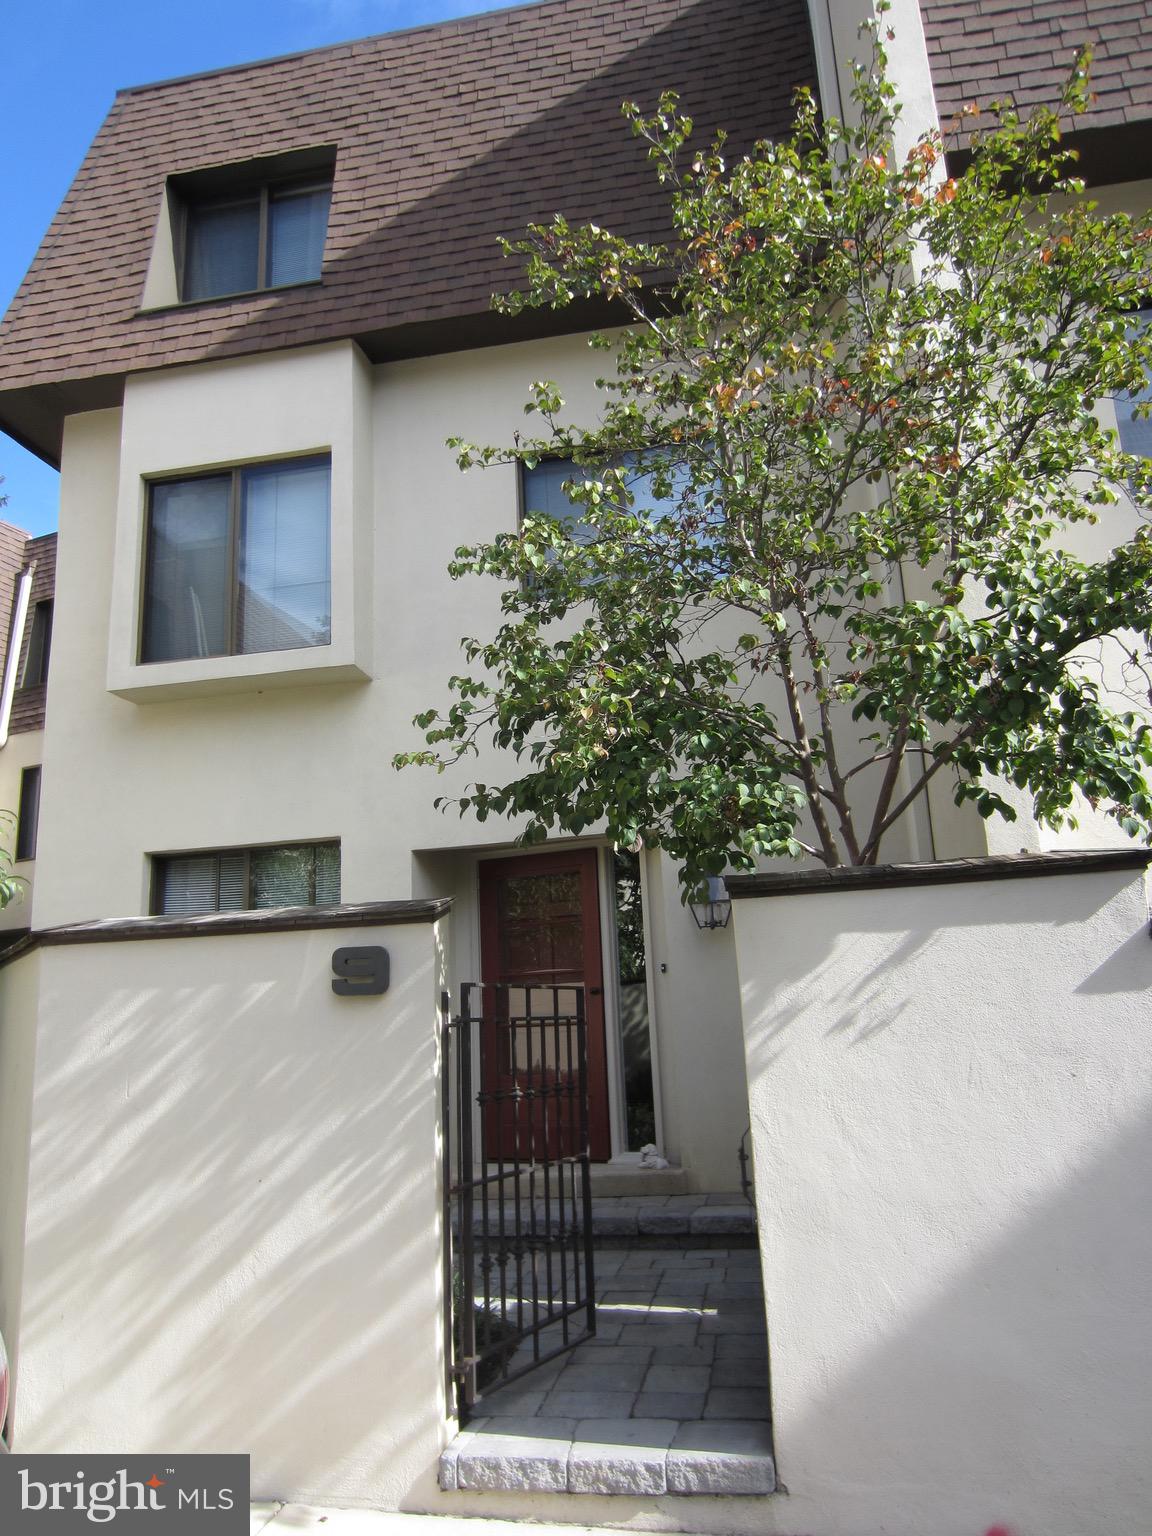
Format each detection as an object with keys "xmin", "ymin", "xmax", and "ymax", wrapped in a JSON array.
[{"xmin": 397, "ymin": 20, "xmax": 1152, "ymax": 893}]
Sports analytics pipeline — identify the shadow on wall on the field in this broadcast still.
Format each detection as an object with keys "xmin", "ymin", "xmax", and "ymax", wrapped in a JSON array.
[
  {"xmin": 741, "ymin": 871, "xmax": 1142, "ymax": 1067},
  {"xmin": 16, "ymin": 931, "xmax": 443, "ymax": 1504},
  {"xmin": 736, "ymin": 871, "xmax": 1152, "ymax": 1536},
  {"xmin": 767, "ymin": 1100, "xmax": 1152, "ymax": 1536}
]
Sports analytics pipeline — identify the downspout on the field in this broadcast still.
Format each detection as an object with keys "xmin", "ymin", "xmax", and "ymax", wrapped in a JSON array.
[
  {"xmin": 806, "ymin": 0, "xmax": 848, "ymax": 125},
  {"xmin": 0, "ymin": 564, "xmax": 34, "ymax": 750}
]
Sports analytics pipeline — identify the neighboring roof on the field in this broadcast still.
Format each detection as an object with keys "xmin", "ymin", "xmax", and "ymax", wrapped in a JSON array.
[
  {"xmin": 8, "ymin": 534, "xmax": 56, "ymax": 736},
  {"xmin": 0, "ymin": 524, "xmax": 29, "ymax": 691},
  {"xmin": 0, "ymin": 0, "xmax": 816, "ymax": 465},
  {"xmin": 924, "ymin": 1, "xmax": 1152, "ymax": 146}
]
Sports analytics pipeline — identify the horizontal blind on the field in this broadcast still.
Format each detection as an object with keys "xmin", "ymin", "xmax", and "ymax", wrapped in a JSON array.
[{"xmin": 157, "ymin": 855, "xmax": 221, "ymax": 916}]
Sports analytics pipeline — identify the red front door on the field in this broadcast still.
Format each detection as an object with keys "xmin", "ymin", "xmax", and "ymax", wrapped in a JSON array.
[{"xmin": 478, "ymin": 848, "xmax": 611, "ymax": 1161}]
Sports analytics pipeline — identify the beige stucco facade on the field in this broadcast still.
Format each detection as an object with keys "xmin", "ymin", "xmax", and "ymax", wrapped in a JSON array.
[
  {"xmin": 9, "ymin": 919, "xmax": 450, "ymax": 1509},
  {"xmin": 732, "ymin": 858, "xmax": 1152, "ymax": 1536},
  {"xmin": 2, "ymin": 4, "xmax": 1149, "ymax": 1515},
  {"xmin": 25, "ymin": 329, "xmax": 805, "ymax": 1191},
  {"xmin": 27, "ymin": 213, "xmax": 1152, "ymax": 1176}
]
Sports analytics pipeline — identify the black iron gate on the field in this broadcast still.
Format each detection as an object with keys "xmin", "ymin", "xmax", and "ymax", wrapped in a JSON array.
[{"xmin": 443, "ymin": 981, "xmax": 596, "ymax": 1421}]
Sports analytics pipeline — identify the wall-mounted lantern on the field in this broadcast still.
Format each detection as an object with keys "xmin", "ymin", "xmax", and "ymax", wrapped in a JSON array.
[{"xmin": 690, "ymin": 875, "xmax": 732, "ymax": 931}]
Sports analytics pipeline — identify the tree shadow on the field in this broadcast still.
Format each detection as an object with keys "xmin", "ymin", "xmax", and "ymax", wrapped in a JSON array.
[{"xmin": 13, "ymin": 925, "xmax": 448, "ymax": 1505}]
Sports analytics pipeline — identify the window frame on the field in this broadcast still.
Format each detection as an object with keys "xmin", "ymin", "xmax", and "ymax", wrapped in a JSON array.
[
  {"xmin": 20, "ymin": 599, "xmax": 53, "ymax": 689},
  {"xmin": 150, "ymin": 839, "xmax": 340, "ymax": 916},
  {"xmin": 15, "ymin": 765, "xmax": 42, "ymax": 863},
  {"xmin": 138, "ymin": 452, "xmax": 332, "ymax": 666}
]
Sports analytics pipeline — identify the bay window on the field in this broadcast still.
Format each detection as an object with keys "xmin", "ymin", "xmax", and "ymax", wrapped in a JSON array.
[{"xmin": 141, "ymin": 454, "xmax": 331, "ymax": 663}]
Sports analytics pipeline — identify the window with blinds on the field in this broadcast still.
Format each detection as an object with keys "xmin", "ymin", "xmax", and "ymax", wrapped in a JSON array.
[
  {"xmin": 141, "ymin": 455, "xmax": 331, "ymax": 664},
  {"xmin": 181, "ymin": 176, "xmax": 331, "ymax": 302},
  {"xmin": 153, "ymin": 842, "xmax": 340, "ymax": 916}
]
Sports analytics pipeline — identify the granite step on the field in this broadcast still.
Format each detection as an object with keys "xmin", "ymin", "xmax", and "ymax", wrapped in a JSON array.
[{"xmin": 441, "ymin": 1417, "xmax": 776, "ymax": 1497}]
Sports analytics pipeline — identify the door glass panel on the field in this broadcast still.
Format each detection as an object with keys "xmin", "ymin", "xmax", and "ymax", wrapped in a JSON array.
[
  {"xmin": 498, "ymin": 871, "xmax": 583, "ymax": 979},
  {"xmin": 613, "ymin": 849, "xmax": 656, "ymax": 1149}
]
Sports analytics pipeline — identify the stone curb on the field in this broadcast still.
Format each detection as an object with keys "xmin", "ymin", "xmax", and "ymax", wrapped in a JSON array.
[{"xmin": 444, "ymin": 1419, "xmax": 775, "ymax": 1497}]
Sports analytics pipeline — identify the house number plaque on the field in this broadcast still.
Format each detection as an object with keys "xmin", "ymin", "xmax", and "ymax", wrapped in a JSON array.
[{"xmin": 331, "ymin": 946, "xmax": 390, "ymax": 996}]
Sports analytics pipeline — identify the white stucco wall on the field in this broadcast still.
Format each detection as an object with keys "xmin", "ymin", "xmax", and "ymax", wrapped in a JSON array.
[
  {"xmin": 12, "ymin": 919, "xmax": 450, "ymax": 1510},
  {"xmin": 0, "ymin": 948, "xmax": 40, "ymax": 1409},
  {"xmin": 732, "ymin": 859, "xmax": 1152, "ymax": 1536}
]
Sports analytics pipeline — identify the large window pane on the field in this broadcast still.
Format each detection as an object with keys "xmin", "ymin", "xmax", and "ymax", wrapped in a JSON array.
[
  {"xmin": 268, "ymin": 185, "xmax": 331, "ymax": 287},
  {"xmin": 184, "ymin": 199, "xmax": 260, "ymax": 300},
  {"xmin": 250, "ymin": 846, "xmax": 316, "ymax": 908},
  {"xmin": 142, "ymin": 476, "xmax": 232, "ymax": 662},
  {"xmin": 238, "ymin": 458, "xmax": 331, "ymax": 653}
]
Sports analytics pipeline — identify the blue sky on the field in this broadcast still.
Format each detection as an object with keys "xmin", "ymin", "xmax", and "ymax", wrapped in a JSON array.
[{"xmin": 1, "ymin": 0, "xmax": 528, "ymax": 536}]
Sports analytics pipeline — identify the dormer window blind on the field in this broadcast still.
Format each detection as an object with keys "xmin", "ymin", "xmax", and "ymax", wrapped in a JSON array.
[{"xmin": 181, "ymin": 176, "xmax": 332, "ymax": 302}]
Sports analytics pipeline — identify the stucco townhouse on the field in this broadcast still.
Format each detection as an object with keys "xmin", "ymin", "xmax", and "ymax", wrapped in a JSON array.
[{"xmin": 0, "ymin": 1, "xmax": 1149, "ymax": 1532}]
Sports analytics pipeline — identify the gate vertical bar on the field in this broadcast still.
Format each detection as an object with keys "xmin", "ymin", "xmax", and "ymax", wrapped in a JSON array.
[
  {"xmin": 456, "ymin": 982, "xmax": 477, "ymax": 1417},
  {"xmin": 575, "ymin": 986, "xmax": 596, "ymax": 1335},
  {"xmin": 440, "ymin": 990, "xmax": 455, "ymax": 1412}
]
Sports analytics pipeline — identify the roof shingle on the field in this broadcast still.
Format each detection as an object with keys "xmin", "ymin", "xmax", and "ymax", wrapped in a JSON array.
[
  {"xmin": 924, "ymin": 0, "xmax": 1152, "ymax": 132},
  {"xmin": 0, "ymin": 0, "xmax": 816, "ymax": 461}
]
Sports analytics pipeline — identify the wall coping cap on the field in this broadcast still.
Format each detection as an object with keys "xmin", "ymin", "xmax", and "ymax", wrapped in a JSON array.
[
  {"xmin": 725, "ymin": 847, "xmax": 1152, "ymax": 900},
  {"xmin": 0, "ymin": 899, "xmax": 452, "ymax": 964}
]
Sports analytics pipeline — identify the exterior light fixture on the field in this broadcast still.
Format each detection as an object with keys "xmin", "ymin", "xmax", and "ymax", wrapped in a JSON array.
[{"xmin": 690, "ymin": 875, "xmax": 732, "ymax": 930}]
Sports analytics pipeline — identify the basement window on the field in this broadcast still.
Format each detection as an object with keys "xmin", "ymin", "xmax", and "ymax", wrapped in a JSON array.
[{"xmin": 152, "ymin": 841, "xmax": 340, "ymax": 916}]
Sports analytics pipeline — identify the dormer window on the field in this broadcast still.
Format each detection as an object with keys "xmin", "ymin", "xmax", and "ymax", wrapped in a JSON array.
[
  {"xmin": 183, "ymin": 178, "xmax": 332, "ymax": 301},
  {"xmin": 141, "ymin": 145, "xmax": 336, "ymax": 310}
]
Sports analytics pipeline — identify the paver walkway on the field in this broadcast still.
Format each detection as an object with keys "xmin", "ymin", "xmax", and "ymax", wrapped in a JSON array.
[{"xmin": 442, "ymin": 1247, "xmax": 774, "ymax": 1496}]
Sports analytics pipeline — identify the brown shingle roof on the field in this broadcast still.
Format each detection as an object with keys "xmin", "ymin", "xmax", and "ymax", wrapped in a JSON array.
[
  {"xmin": 0, "ymin": 0, "xmax": 816, "ymax": 463},
  {"xmin": 924, "ymin": 0, "xmax": 1152, "ymax": 132}
]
